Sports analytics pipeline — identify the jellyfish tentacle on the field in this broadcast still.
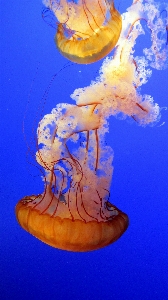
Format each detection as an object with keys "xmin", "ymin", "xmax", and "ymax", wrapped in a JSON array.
[{"xmin": 94, "ymin": 129, "xmax": 99, "ymax": 172}]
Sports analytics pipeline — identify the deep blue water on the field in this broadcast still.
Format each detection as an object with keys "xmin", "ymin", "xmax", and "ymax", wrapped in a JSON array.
[{"xmin": 1, "ymin": 0, "xmax": 168, "ymax": 299}]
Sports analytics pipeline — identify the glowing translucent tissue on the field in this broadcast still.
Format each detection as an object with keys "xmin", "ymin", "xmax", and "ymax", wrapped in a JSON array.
[
  {"xmin": 16, "ymin": 0, "xmax": 168, "ymax": 251},
  {"xmin": 43, "ymin": 0, "xmax": 122, "ymax": 63}
]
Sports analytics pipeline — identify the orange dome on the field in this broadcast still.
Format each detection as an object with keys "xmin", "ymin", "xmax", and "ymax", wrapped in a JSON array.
[
  {"xmin": 16, "ymin": 195, "xmax": 128, "ymax": 252},
  {"xmin": 55, "ymin": 4, "xmax": 122, "ymax": 64},
  {"xmin": 43, "ymin": 0, "xmax": 122, "ymax": 63}
]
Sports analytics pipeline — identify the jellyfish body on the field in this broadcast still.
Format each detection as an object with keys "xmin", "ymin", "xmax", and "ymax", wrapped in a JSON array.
[
  {"xmin": 16, "ymin": 104, "xmax": 128, "ymax": 251},
  {"xmin": 43, "ymin": 0, "xmax": 122, "ymax": 63}
]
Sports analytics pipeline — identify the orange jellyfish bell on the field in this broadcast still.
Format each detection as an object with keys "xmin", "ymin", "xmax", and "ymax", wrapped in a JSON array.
[
  {"xmin": 16, "ymin": 104, "xmax": 128, "ymax": 251},
  {"xmin": 15, "ymin": 193, "xmax": 128, "ymax": 252},
  {"xmin": 43, "ymin": 0, "xmax": 122, "ymax": 64}
]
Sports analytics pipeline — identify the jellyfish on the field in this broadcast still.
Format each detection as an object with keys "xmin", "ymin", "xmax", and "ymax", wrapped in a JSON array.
[
  {"xmin": 16, "ymin": 104, "xmax": 129, "ymax": 251},
  {"xmin": 42, "ymin": 0, "xmax": 122, "ymax": 63},
  {"xmin": 15, "ymin": 0, "xmax": 168, "ymax": 251}
]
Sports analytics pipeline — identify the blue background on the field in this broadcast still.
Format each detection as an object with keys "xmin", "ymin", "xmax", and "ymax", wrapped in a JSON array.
[{"xmin": 1, "ymin": 0, "xmax": 168, "ymax": 299}]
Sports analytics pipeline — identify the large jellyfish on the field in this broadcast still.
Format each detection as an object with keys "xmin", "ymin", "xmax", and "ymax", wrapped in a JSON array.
[
  {"xmin": 42, "ymin": 0, "xmax": 122, "ymax": 63},
  {"xmin": 16, "ymin": 0, "xmax": 168, "ymax": 251}
]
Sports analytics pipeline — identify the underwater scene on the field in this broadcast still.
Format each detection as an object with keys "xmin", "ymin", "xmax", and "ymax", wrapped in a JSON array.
[{"xmin": 1, "ymin": 0, "xmax": 168, "ymax": 299}]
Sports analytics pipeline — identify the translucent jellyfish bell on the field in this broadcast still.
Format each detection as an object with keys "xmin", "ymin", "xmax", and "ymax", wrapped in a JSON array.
[{"xmin": 43, "ymin": 0, "xmax": 122, "ymax": 63}]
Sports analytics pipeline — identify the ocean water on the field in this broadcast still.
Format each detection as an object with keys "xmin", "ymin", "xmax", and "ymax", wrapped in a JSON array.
[{"xmin": 1, "ymin": 0, "xmax": 168, "ymax": 299}]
